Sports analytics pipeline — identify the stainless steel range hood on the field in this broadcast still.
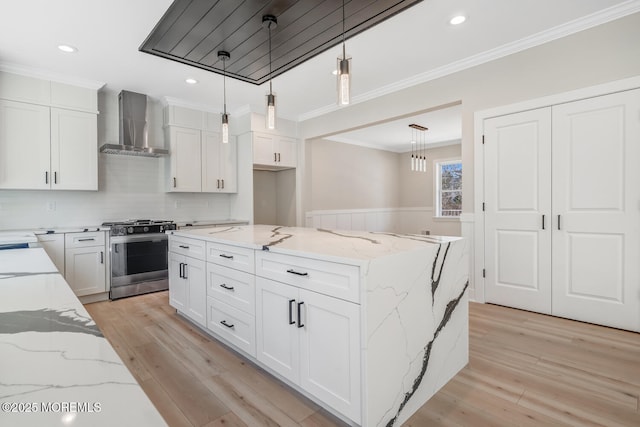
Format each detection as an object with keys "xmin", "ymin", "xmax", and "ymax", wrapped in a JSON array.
[{"xmin": 100, "ymin": 90, "xmax": 168, "ymax": 157}]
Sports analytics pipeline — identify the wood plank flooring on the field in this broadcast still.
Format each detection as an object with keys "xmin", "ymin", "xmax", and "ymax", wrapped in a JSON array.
[{"xmin": 85, "ymin": 292, "xmax": 640, "ymax": 427}]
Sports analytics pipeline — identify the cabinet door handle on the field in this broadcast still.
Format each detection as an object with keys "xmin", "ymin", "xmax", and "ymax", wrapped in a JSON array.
[
  {"xmin": 557, "ymin": 215, "xmax": 561, "ymax": 230},
  {"xmin": 183, "ymin": 264, "xmax": 188, "ymax": 280},
  {"xmin": 45, "ymin": 171, "xmax": 49, "ymax": 184},
  {"xmin": 217, "ymin": 179, "xmax": 220, "ymax": 189},
  {"xmin": 173, "ymin": 177, "xmax": 177, "ymax": 188},
  {"xmin": 220, "ymin": 283, "xmax": 235, "ymax": 291},
  {"xmin": 220, "ymin": 320, "xmax": 235, "ymax": 329},
  {"xmin": 100, "ymin": 251, "xmax": 104, "ymax": 264},
  {"xmin": 297, "ymin": 301, "xmax": 305, "ymax": 328},
  {"xmin": 178, "ymin": 262, "xmax": 183, "ymax": 278},
  {"xmin": 287, "ymin": 269, "xmax": 308, "ymax": 277},
  {"xmin": 54, "ymin": 171, "xmax": 58, "ymax": 184},
  {"xmin": 288, "ymin": 299, "xmax": 296, "ymax": 325},
  {"xmin": 542, "ymin": 214, "xmax": 545, "ymax": 230},
  {"xmin": 219, "ymin": 254, "xmax": 234, "ymax": 260},
  {"xmin": 274, "ymin": 152, "xmax": 277, "ymax": 162},
  {"xmin": 278, "ymin": 153, "xmax": 281, "ymax": 162},
  {"xmin": 179, "ymin": 245, "xmax": 190, "ymax": 249},
  {"xmin": 78, "ymin": 238, "xmax": 96, "ymax": 242},
  {"xmin": 221, "ymin": 179, "xmax": 224, "ymax": 189}
]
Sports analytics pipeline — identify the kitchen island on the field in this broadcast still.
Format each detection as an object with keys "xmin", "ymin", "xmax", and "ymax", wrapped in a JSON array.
[
  {"xmin": 169, "ymin": 225, "xmax": 469, "ymax": 427},
  {"xmin": 0, "ymin": 248, "xmax": 166, "ymax": 426}
]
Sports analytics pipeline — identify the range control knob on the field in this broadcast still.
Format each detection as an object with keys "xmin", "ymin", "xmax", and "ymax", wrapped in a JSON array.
[
  {"xmin": 143, "ymin": 226, "xmax": 149, "ymax": 232},
  {"xmin": 127, "ymin": 227, "xmax": 134, "ymax": 234}
]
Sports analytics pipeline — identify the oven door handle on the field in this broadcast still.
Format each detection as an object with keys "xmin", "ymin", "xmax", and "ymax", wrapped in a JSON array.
[{"xmin": 110, "ymin": 233, "xmax": 168, "ymax": 244}]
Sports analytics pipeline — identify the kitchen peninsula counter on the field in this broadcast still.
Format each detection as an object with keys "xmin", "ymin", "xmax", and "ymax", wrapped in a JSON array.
[
  {"xmin": 169, "ymin": 225, "xmax": 469, "ymax": 426},
  {"xmin": 0, "ymin": 248, "xmax": 166, "ymax": 426}
]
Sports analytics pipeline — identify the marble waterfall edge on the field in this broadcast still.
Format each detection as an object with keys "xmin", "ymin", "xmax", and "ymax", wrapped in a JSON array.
[{"xmin": 364, "ymin": 238, "xmax": 469, "ymax": 427}]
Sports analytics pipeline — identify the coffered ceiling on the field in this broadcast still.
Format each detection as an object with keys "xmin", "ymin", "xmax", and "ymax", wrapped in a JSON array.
[{"xmin": 140, "ymin": 0, "xmax": 421, "ymax": 85}]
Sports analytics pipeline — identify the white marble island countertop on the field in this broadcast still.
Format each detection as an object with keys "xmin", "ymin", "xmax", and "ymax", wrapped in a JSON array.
[
  {"xmin": 0, "ymin": 248, "xmax": 166, "ymax": 426},
  {"xmin": 171, "ymin": 224, "xmax": 462, "ymax": 264}
]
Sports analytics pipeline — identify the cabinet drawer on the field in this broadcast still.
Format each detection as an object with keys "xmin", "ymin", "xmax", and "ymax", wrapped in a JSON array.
[
  {"xmin": 207, "ymin": 264, "xmax": 255, "ymax": 315},
  {"xmin": 255, "ymin": 251, "xmax": 360, "ymax": 303},
  {"xmin": 65, "ymin": 231, "xmax": 105, "ymax": 248},
  {"xmin": 207, "ymin": 297, "xmax": 255, "ymax": 357},
  {"xmin": 206, "ymin": 242, "xmax": 254, "ymax": 273},
  {"xmin": 170, "ymin": 235, "xmax": 206, "ymax": 260}
]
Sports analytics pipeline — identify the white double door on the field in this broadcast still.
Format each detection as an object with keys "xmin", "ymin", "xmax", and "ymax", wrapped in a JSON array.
[{"xmin": 484, "ymin": 88, "xmax": 640, "ymax": 331}]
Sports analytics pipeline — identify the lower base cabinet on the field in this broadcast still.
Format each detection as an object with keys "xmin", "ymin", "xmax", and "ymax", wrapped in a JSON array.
[
  {"xmin": 169, "ymin": 252, "xmax": 206, "ymax": 327},
  {"xmin": 64, "ymin": 232, "xmax": 106, "ymax": 297},
  {"xmin": 256, "ymin": 277, "xmax": 361, "ymax": 424}
]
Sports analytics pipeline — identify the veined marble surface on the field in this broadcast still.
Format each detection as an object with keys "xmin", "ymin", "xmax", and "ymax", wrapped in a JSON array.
[
  {"xmin": 0, "ymin": 248, "xmax": 166, "ymax": 426},
  {"xmin": 171, "ymin": 224, "xmax": 461, "ymax": 263}
]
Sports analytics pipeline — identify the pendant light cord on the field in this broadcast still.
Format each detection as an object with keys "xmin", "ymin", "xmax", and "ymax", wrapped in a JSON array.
[
  {"xmin": 268, "ymin": 22, "xmax": 273, "ymax": 95},
  {"xmin": 342, "ymin": 0, "xmax": 346, "ymax": 60},
  {"xmin": 223, "ymin": 57, "xmax": 227, "ymax": 114}
]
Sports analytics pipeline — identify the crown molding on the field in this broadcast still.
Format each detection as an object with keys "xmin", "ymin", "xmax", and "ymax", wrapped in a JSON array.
[
  {"xmin": 324, "ymin": 135, "xmax": 461, "ymax": 153},
  {"xmin": 0, "ymin": 62, "xmax": 105, "ymax": 90},
  {"xmin": 298, "ymin": 0, "xmax": 640, "ymax": 122}
]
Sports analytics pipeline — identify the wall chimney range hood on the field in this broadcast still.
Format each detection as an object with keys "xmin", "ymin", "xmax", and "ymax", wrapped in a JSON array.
[{"xmin": 99, "ymin": 90, "xmax": 168, "ymax": 157}]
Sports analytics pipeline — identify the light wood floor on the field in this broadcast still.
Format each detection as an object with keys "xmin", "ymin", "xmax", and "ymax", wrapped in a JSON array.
[{"xmin": 85, "ymin": 292, "xmax": 640, "ymax": 427}]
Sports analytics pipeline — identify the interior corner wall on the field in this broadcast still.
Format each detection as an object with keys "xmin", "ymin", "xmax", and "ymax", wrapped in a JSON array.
[
  {"xmin": 308, "ymin": 138, "xmax": 400, "ymax": 210},
  {"xmin": 299, "ymin": 12, "xmax": 640, "ymax": 214},
  {"xmin": 253, "ymin": 170, "xmax": 277, "ymax": 225}
]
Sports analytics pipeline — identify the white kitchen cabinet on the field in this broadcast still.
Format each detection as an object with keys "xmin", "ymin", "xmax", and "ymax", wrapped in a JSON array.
[
  {"xmin": 37, "ymin": 233, "xmax": 65, "ymax": 275},
  {"xmin": 483, "ymin": 88, "xmax": 640, "ymax": 332},
  {"xmin": 64, "ymin": 232, "xmax": 107, "ymax": 297},
  {"xmin": 0, "ymin": 72, "xmax": 98, "ymax": 191},
  {"xmin": 202, "ymin": 131, "xmax": 237, "ymax": 193},
  {"xmin": 255, "ymin": 276, "xmax": 361, "ymax": 423},
  {"xmin": 50, "ymin": 108, "xmax": 98, "ymax": 190},
  {"xmin": 168, "ymin": 238, "xmax": 207, "ymax": 327},
  {"xmin": 253, "ymin": 132, "xmax": 297, "ymax": 169},
  {"xmin": 167, "ymin": 126, "xmax": 202, "ymax": 192},
  {"xmin": 0, "ymin": 100, "xmax": 50, "ymax": 189}
]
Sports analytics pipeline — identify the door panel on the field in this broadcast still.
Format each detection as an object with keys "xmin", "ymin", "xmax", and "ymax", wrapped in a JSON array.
[
  {"xmin": 552, "ymin": 89, "xmax": 640, "ymax": 331},
  {"xmin": 255, "ymin": 277, "xmax": 299, "ymax": 383},
  {"xmin": 484, "ymin": 108, "xmax": 552, "ymax": 313}
]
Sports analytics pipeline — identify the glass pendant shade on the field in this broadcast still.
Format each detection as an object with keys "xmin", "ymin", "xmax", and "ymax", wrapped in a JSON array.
[
  {"xmin": 221, "ymin": 113, "xmax": 229, "ymax": 144},
  {"xmin": 337, "ymin": 57, "xmax": 351, "ymax": 105},
  {"xmin": 266, "ymin": 93, "xmax": 276, "ymax": 130}
]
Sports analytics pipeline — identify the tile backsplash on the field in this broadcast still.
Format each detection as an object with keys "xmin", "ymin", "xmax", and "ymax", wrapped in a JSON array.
[{"xmin": 0, "ymin": 154, "xmax": 233, "ymax": 229}]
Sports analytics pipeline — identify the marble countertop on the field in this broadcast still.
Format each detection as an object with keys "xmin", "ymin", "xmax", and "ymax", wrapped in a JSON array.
[
  {"xmin": 0, "ymin": 248, "xmax": 166, "ymax": 426},
  {"xmin": 175, "ymin": 219, "xmax": 249, "ymax": 228},
  {"xmin": 171, "ymin": 224, "xmax": 461, "ymax": 263},
  {"xmin": 0, "ymin": 231, "xmax": 38, "ymax": 245}
]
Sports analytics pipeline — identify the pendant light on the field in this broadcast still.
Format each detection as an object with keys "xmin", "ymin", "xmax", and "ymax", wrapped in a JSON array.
[
  {"xmin": 218, "ymin": 50, "xmax": 230, "ymax": 144},
  {"xmin": 337, "ymin": 0, "xmax": 351, "ymax": 105},
  {"xmin": 409, "ymin": 124, "xmax": 428, "ymax": 172},
  {"xmin": 263, "ymin": 15, "xmax": 277, "ymax": 130}
]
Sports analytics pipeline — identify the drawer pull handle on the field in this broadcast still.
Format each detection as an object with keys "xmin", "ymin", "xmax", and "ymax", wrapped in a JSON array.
[
  {"xmin": 297, "ymin": 301, "xmax": 305, "ymax": 328},
  {"xmin": 78, "ymin": 238, "xmax": 95, "ymax": 242},
  {"xmin": 179, "ymin": 245, "xmax": 190, "ymax": 249},
  {"xmin": 288, "ymin": 299, "xmax": 296, "ymax": 325},
  {"xmin": 287, "ymin": 269, "xmax": 308, "ymax": 277},
  {"xmin": 220, "ymin": 320, "xmax": 235, "ymax": 329},
  {"xmin": 220, "ymin": 284, "xmax": 235, "ymax": 291},
  {"xmin": 219, "ymin": 254, "xmax": 234, "ymax": 259}
]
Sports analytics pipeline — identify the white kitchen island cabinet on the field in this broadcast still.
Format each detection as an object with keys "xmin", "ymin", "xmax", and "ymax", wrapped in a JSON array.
[{"xmin": 168, "ymin": 225, "xmax": 469, "ymax": 427}]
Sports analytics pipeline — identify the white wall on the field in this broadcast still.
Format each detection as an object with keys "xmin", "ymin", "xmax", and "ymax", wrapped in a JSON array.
[
  {"xmin": 299, "ymin": 13, "xmax": 640, "ymax": 214},
  {"xmin": 0, "ymin": 88, "xmax": 242, "ymax": 230}
]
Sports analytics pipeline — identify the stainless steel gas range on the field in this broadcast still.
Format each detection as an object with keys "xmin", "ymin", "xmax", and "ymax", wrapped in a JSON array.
[{"xmin": 102, "ymin": 219, "xmax": 176, "ymax": 300}]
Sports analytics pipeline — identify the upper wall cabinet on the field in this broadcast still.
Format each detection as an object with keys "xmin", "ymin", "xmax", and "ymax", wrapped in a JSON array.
[
  {"xmin": 253, "ymin": 132, "xmax": 297, "ymax": 170},
  {"xmin": 165, "ymin": 104, "xmax": 237, "ymax": 193},
  {"xmin": 0, "ymin": 72, "xmax": 99, "ymax": 191}
]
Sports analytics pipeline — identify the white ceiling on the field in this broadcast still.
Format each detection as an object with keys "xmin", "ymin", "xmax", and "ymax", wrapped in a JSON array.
[{"xmin": 0, "ymin": 0, "xmax": 637, "ymax": 150}]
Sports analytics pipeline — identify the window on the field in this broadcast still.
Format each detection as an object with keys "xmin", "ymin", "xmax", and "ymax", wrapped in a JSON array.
[{"xmin": 435, "ymin": 159, "xmax": 462, "ymax": 217}]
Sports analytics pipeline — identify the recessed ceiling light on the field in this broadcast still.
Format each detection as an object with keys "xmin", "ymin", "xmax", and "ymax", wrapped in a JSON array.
[
  {"xmin": 185, "ymin": 78, "xmax": 198, "ymax": 84},
  {"xmin": 449, "ymin": 15, "xmax": 466, "ymax": 25},
  {"xmin": 57, "ymin": 44, "xmax": 77, "ymax": 53}
]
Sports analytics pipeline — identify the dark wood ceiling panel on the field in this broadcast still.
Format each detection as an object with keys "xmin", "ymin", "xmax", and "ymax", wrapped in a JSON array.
[{"xmin": 140, "ymin": 0, "xmax": 423, "ymax": 85}]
